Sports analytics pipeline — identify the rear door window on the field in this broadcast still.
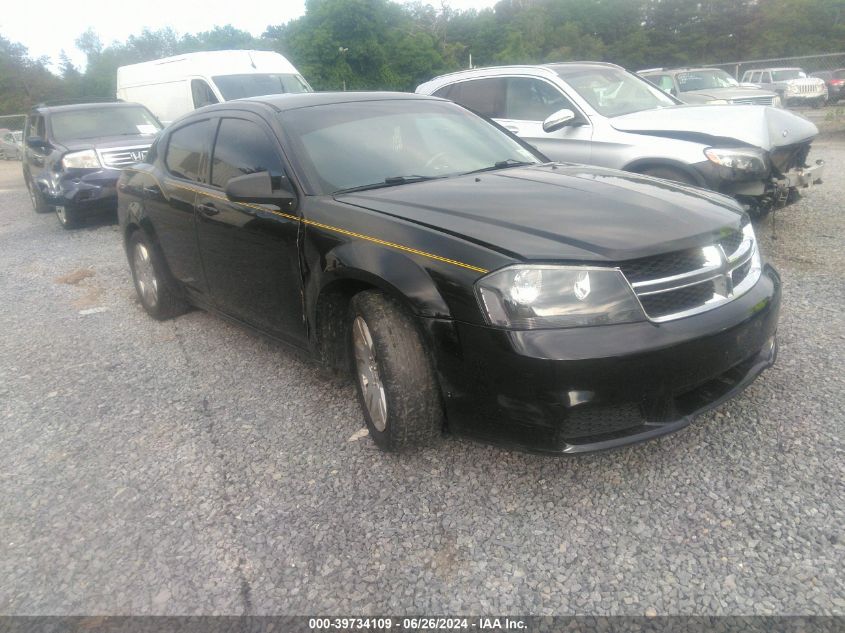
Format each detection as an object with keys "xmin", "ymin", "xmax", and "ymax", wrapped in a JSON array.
[
  {"xmin": 443, "ymin": 78, "xmax": 507, "ymax": 119},
  {"xmin": 210, "ymin": 117, "xmax": 285, "ymax": 190},
  {"xmin": 165, "ymin": 119, "xmax": 211, "ymax": 183}
]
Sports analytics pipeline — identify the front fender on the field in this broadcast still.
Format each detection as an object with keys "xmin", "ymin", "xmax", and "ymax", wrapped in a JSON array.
[{"xmin": 309, "ymin": 239, "xmax": 452, "ymax": 321}]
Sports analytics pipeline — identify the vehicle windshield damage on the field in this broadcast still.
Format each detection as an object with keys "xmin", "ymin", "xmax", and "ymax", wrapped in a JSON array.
[{"xmin": 279, "ymin": 100, "xmax": 541, "ymax": 195}]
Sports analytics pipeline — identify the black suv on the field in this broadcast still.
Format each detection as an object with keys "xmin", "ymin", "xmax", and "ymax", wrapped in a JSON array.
[
  {"xmin": 23, "ymin": 102, "xmax": 162, "ymax": 229},
  {"xmin": 117, "ymin": 93, "xmax": 781, "ymax": 454}
]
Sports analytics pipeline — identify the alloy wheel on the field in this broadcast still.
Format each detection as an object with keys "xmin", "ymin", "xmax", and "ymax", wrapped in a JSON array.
[
  {"xmin": 133, "ymin": 242, "xmax": 159, "ymax": 308},
  {"xmin": 352, "ymin": 315, "xmax": 388, "ymax": 431}
]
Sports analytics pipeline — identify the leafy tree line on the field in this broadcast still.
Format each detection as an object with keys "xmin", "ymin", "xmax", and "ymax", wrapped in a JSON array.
[{"xmin": 2, "ymin": 0, "xmax": 845, "ymax": 118}]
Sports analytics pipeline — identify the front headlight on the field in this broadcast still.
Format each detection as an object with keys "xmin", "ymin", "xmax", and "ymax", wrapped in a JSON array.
[
  {"xmin": 704, "ymin": 147, "xmax": 768, "ymax": 174},
  {"xmin": 786, "ymin": 84, "xmax": 799, "ymax": 94},
  {"xmin": 475, "ymin": 265, "xmax": 646, "ymax": 329},
  {"xmin": 706, "ymin": 99, "xmax": 729, "ymax": 105},
  {"xmin": 61, "ymin": 149, "xmax": 101, "ymax": 169}
]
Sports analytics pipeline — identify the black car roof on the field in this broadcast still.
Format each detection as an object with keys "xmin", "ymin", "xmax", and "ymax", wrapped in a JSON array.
[
  {"xmin": 33, "ymin": 102, "xmax": 147, "ymax": 114},
  {"xmin": 224, "ymin": 91, "xmax": 442, "ymax": 113}
]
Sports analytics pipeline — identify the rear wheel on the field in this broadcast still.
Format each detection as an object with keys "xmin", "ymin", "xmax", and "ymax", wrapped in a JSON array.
[
  {"xmin": 348, "ymin": 290, "xmax": 443, "ymax": 451},
  {"xmin": 638, "ymin": 166, "xmax": 697, "ymax": 186},
  {"xmin": 128, "ymin": 231, "xmax": 189, "ymax": 320}
]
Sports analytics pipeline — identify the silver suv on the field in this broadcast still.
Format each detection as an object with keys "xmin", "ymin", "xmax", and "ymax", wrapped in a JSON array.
[
  {"xmin": 417, "ymin": 62, "xmax": 823, "ymax": 214},
  {"xmin": 740, "ymin": 67, "xmax": 827, "ymax": 108},
  {"xmin": 639, "ymin": 67, "xmax": 781, "ymax": 107}
]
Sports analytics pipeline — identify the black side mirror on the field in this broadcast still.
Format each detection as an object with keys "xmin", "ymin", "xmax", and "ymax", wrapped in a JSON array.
[
  {"xmin": 26, "ymin": 136, "xmax": 48, "ymax": 150},
  {"xmin": 225, "ymin": 171, "xmax": 296, "ymax": 207}
]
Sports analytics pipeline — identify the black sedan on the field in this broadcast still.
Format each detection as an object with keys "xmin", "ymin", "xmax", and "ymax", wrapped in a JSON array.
[{"xmin": 117, "ymin": 92, "xmax": 780, "ymax": 454}]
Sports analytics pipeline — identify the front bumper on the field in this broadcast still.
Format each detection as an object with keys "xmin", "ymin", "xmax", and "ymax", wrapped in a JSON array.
[
  {"xmin": 425, "ymin": 265, "xmax": 781, "ymax": 454},
  {"xmin": 44, "ymin": 168, "xmax": 121, "ymax": 215},
  {"xmin": 691, "ymin": 158, "xmax": 824, "ymax": 206}
]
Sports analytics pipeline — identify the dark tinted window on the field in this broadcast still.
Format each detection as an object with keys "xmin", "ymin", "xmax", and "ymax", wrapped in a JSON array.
[
  {"xmin": 49, "ymin": 106, "xmax": 161, "ymax": 143},
  {"xmin": 165, "ymin": 119, "xmax": 210, "ymax": 182},
  {"xmin": 191, "ymin": 80, "xmax": 219, "ymax": 108},
  {"xmin": 211, "ymin": 118, "xmax": 284, "ymax": 189},
  {"xmin": 28, "ymin": 114, "xmax": 46, "ymax": 139},
  {"xmin": 445, "ymin": 78, "xmax": 507, "ymax": 118},
  {"xmin": 212, "ymin": 74, "xmax": 312, "ymax": 100},
  {"xmin": 505, "ymin": 77, "xmax": 575, "ymax": 121}
]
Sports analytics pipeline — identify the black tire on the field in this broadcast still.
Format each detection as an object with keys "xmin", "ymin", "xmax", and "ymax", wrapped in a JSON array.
[
  {"xmin": 638, "ymin": 166, "xmax": 696, "ymax": 186},
  {"xmin": 348, "ymin": 290, "xmax": 443, "ymax": 451},
  {"xmin": 55, "ymin": 204, "xmax": 81, "ymax": 230},
  {"xmin": 127, "ymin": 230, "xmax": 189, "ymax": 320},
  {"xmin": 27, "ymin": 180, "xmax": 51, "ymax": 214}
]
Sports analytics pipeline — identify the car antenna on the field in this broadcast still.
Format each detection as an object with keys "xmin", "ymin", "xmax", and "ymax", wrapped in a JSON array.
[{"xmin": 248, "ymin": 51, "xmax": 257, "ymax": 69}]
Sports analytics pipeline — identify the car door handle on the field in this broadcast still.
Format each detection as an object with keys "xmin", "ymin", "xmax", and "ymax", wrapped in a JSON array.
[
  {"xmin": 197, "ymin": 202, "xmax": 220, "ymax": 216},
  {"xmin": 142, "ymin": 185, "xmax": 160, "ymax": 197}
]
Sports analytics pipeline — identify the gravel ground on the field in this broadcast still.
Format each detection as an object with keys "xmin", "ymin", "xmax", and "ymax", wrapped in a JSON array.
[{"xmin": 0, "ymin": 143, "xmax": 842, "ymax": 617}]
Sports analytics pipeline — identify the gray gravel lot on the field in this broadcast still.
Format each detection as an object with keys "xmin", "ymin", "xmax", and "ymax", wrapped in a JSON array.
[{"xmin": 0, "ymin": 141, "xmax": 843, "ymax": 616}]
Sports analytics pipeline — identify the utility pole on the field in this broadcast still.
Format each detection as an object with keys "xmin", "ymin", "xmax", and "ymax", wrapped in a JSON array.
[{"xmin": 338, "ymin": 47, "xmax": 349, "ymax": 91}]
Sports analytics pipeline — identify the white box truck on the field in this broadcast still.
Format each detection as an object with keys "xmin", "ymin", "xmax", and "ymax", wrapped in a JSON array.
[{"xmin": 116, "ymin": 50, "xmax": 312, "ymax": 125}]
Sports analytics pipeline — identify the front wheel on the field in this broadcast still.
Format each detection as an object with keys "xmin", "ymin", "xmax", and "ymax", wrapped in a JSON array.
[
  {"xmin": 28, "ymin": 181, "xmax": 51, "ymax": 213},
  {"xmin": 55, "ymin": 204, "xmax": 80, "ymax": 230},
  {"xmin": 128, "ymin": 231, "xmax": 189, "ymax": 320},
  {"xmin": 348, "ymin": 290, "xmax": 443, "ymax": 451}
]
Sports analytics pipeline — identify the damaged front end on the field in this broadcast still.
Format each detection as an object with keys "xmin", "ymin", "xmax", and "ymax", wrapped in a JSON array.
[
  {"xmin": 697, "ymin": 140, "xmax": 824, "ymax": 215},
  {"xmin": 613, "ymin": 105, "xmax": 824, "ymax": 216}
]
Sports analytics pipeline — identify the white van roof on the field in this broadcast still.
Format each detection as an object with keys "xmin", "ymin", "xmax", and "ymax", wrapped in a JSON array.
[{"xmin": 117, "ymin": 50, "xmax": 299, "ymax": 87}]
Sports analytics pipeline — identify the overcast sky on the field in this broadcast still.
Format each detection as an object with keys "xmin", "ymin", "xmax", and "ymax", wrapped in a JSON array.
[{"xmin": 1, "ymin": 0, "xmax": 497, "ymax": 71}]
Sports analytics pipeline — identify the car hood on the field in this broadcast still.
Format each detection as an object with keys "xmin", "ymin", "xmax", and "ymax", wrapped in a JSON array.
[
  {"xmin": 609, "ymin": 105, "xmax": 817, "ymax": 150},
  {"xmin": 337, "ymin": 164, "xmax": 744, "ymax": 262},
  {"xmin": 57, "ymin": 134, "xmax": 158, "ymax": 153}
]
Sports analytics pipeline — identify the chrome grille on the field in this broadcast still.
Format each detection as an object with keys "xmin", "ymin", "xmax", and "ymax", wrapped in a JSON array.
[
  {"xmin": 97, "ymin": 145, "xmax": 151, "ymax": 169},
  {"xmin": 731, "ymin": 96, "xmax": 775, "ymax": 106},
  {"xmin": 621, "ymin": 225, "xmax": 761, "ymax": 322}
]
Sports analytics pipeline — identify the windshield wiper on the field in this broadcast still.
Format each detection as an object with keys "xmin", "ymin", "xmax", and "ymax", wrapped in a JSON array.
[
  {"xmin": 333, "ymin": 174, "xmax": 443, "ymax": 195},
  {"xmin": 464, "ymin": 158, "xmax": 536, "ymax": 175}
]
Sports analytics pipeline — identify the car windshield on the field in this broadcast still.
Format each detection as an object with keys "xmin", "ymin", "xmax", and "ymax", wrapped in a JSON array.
[
  {"xmin": 212, "ymin": 73, "xmax": 313, "ymax": 100},
  {"xmin": 676, "ymin": 69, "xmax": 739, "ymax": 92},
  {"xmin": 278, "ymin": 99, "xmax": 541, "ymax": 195},
  {"xmin": 772, "ymin": 69, "xmax": 806, "ymax": 81},
  {"xmin": 553, "ymin": 65, "xmax": 677, "ymax": 117},
  {"xmin": 50, "ymin": 106, "xmax": 161, "ymax": 143}
]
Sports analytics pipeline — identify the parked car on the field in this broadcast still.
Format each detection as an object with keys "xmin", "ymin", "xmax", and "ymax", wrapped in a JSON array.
[
  {"xmin": 23, "ymin": 101, "xmax": 162, "ymax": 229},
  {"xmin": 740, "ymin": 67, "xmax": 827, "ymax": 107},
  {"xmin": 118, "ymin": 92, "xmax": 780, "ymax": 454},
  {"xmin": 117, "ymin": 50, "xmax": 313, "ymax": 125},
  {"xmin": 638, "ymin": 67, "xmax": 781, "ymax": 106},
  {"xmin": 809, "ymin": 69, "xmax": 845, "ymax": 104},
  {"xmin": 417, "ymin": 62, "xmax": 823, "ymax": 215},
  {"xmin": 0, "ymin": 128, "xmax": 23, "ymax": 160}
]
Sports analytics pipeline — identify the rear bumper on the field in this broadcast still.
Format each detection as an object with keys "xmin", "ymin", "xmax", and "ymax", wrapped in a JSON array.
[{"xmin": 424, "ymin": 265, "xmax": 781, "ymax": 454}]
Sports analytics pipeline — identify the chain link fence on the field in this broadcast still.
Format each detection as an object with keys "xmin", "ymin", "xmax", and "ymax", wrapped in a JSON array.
[{"xmin": 709, "ymin": 52, "xmax": 845, "ymax": 79}]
